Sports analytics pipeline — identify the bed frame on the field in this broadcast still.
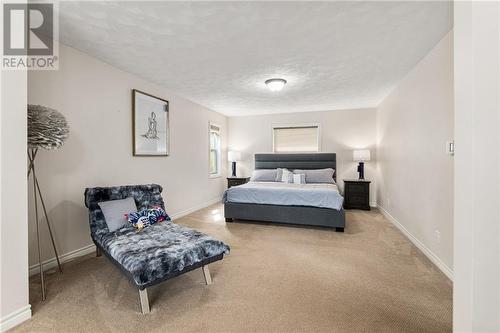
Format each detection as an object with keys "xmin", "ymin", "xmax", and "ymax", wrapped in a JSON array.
[{"xmin": 224, "ymin": 153, "xmax": 346, "ymax": 232}]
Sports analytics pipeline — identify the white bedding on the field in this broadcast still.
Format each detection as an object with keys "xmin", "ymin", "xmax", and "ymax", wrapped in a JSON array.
[{"xmin": 224, "ymin": 181, "xmax": 344, "ymax": 210}]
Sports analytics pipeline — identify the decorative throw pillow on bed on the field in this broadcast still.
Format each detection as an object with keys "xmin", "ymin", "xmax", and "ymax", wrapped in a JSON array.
[
  {"xmin": 250, "ymin": 169, "xmax": 278, "ymax": 182},
  {"xmin": 281, "ymin": 169, "xmax": 294, "ymax": 183},
  {"xmin": 127, "ymin": 206, "xmax": 171, "ymax": 231},
  {"xmin": 275, "ymin": 168, "xmax": 284, "ymax": 182},
  {"xmin": 293, "ymin": 168, "xmax": 336, "ymax": 184},
  {"xmin": 98, "ymin": 197, "xmax": 138, "ymax": 232},
  {"xmin": 293, "ymin": 173, "xmax": 306, "ymax": 184}
]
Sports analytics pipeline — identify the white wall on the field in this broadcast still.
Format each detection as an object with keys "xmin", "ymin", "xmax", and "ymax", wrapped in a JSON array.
[
  {"xmin": 228, "ymin": 109, "xmax": 377, "ymax": 204},
  {"xmin": 376, "ymin": 32, "xmax": 454, "ymax": 276},
  {"xmin": 454, "ymin": 2, "xmax": 500, "ymax": 331},
  {"xmin": 0, "ymin": 70, "xmax": 31, "ymax": 329},
  {"xmin": 27, "ymin": 44, "xmax": 227, "ymax": 267}
]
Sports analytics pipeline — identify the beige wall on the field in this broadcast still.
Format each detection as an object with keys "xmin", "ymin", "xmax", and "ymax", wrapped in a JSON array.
[
  {"xmin": 228, "ymin": 109, "xmax": 377, "ymax": 204},
  {"xmin": 0, "ymin": 70, "xmax": 31, "ymax": 328},
  {"xmin": 27, "ymin": 44, "xmax": 227, "ymax": 266},
  {"xmin": 454, "ymin": 2, "xmax": 500, "ymax": 331},
  {"xmin": 376, "ymin": 32, "xmax": 454, "ymax": 274}
]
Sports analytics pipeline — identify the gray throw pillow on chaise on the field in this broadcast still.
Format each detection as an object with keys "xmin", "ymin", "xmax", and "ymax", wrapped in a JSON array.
[
  {"xmin": 250, "ymin": 169, "xmax": 278, "ymax": 182},
  {"xmin": 293, "ymin": 168, "xmax": 335, "ymax": 184},
  {"xmin": 98, "ymin": 197, "xmax": 137, "ymax": 232}
]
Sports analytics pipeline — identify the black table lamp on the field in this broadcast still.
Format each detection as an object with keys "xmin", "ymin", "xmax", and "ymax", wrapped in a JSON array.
[
  {"xmin": 353, "ymin": 149, "xmax": 371, "ymax": 180},
  {"xmin": 228, "ymin": 151, "xmax": 241, "ymax": 177}
]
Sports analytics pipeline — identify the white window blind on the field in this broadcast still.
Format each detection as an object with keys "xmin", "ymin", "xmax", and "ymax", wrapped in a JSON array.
[{"xmin": 273, "ymin": 126, "xmax": 320, "ymax": 152}]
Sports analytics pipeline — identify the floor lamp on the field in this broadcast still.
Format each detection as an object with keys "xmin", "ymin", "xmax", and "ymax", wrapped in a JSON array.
[{"xmin": 28, "ymin": 104, "xmax": 69, "ymax": 301}]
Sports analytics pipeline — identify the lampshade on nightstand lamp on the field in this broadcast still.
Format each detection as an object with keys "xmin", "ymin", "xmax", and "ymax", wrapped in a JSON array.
[
  {"xmin": 353, "ymin": 149, "xmax": 371, "ymax": 180},
  {"xmin": 228, "ymin": 151, "xmax": 241, "ymax": 177}
]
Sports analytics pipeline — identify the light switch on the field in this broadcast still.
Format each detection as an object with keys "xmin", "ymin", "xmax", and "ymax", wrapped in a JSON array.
[{"xmin": 446, "ymin": 140, "xmax": 455, "ymax": 155}]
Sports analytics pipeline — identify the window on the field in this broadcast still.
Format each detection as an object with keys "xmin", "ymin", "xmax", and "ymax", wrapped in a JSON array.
[
  {"xmin": 209, "ymin": 123, "xmax": 221, "ymax": 177},
  {"xmin": 273, "ymin": 125, "xmax": 320, "ymax": 152}
]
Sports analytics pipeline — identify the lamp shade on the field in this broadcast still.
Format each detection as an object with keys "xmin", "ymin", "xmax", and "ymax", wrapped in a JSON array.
[
  {"xmin": 228, "ymin": 151, "xmax": 241, "ymax": 162},
  {"xmin": 353, "ymin": 149, "xmax": 371, "ymax": 162},
  {"xmin": 28, "ymin": 104, "xmax": 69, "ymax": 150}
]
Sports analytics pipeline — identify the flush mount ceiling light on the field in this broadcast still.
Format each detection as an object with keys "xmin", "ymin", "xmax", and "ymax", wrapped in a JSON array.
[{"xmin": 265, "ymin": 78, "xmax": 287, "ymax": 92}]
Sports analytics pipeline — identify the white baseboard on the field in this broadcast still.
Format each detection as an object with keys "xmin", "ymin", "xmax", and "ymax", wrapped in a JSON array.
[
  {"xmin": 170, "ymin": 197, "xmax": 221, "ymax": 220},
  {"xmin": 1, "ymin": 305, "xmax": 31, "ymax": 332},
  {"xmin": 28, "ymin": 197, "xmax": 221, "ymax": 276},
  {"xmin": 377, "ymin": 205, "xmax": 454, "ymax": 281},
  {"xmin": 29, "ymin": 243, "xmax": 96, "ymax": 276},
  {"xmin": 370, "ymin": 201, "xmax": 377, "ymax": 208}
]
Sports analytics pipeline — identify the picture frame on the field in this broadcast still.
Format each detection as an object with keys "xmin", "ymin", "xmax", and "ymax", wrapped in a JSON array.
[{"xmin": 132, "ymin": 89, "xmax": 170, "ymax": 156}]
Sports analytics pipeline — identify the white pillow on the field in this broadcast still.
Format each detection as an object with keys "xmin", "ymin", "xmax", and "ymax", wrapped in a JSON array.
[
  {"xmin": 281, "ymin": 169, "xmax": 293, "ymax": 183},
  {"xmin": 275, "ymin": 168, "xmax": 285, "ymax": 182},
  {"xmin": 293, "ymin": 173, "xmax": 306, "ymax": 184}
]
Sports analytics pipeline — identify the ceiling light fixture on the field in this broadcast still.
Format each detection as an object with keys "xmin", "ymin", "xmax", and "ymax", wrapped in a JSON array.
[{"xmin": 265, "ymin": 78, "xmax": 287, "ymax": 92}]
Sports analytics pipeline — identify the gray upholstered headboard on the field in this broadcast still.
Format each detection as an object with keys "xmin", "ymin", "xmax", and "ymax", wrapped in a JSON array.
[{"xmin": 254, "ymin": 153, "xmax": 337, "ymax": 181}]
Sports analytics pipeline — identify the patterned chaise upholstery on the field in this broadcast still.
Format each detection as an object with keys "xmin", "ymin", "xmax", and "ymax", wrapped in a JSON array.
[{"xmin": 84, "ymin": 184, "xmax": 230, "ymax": 290}]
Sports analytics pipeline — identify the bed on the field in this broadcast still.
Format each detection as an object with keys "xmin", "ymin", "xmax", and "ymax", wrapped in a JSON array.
[{"xmin": 223, "ymin": 153, "xmax": 346, "ymax": 231}]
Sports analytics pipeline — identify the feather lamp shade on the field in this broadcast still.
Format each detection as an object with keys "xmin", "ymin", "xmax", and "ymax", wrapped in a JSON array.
[{"xmin": 28, "ymin": 104, "xmax": 69, "ymax": 150}]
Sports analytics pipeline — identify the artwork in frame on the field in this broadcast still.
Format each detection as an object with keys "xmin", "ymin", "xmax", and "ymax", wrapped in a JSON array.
[{"xmin": 132, "ymin": 89, "xmax": 169, "ymax": 156}]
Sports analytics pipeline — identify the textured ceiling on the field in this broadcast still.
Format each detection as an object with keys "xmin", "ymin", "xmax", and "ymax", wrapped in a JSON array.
[{"xmin": 58, "ymin": 1, "xmax": 452, "ymax": 116}]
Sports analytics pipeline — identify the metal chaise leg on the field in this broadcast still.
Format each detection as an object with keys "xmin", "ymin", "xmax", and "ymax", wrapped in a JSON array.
[
  {"xmin": 202, "ymin": 265, "xmax": 212, "ymax": 285},
  {"xmin": 139, "ymin": 288, "xmax": 150, "ymax": 314},
  {"xmin": 96, "ymin": 246, "xmax": 102, "ymax": 257},
  {"xmin": 139, "ymin": 266, "xmax": 211, "ymax": 314}
]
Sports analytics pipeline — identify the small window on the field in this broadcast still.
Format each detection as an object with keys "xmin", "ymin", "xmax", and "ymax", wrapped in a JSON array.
[
  {"xmin": 273, "ymin": 125, "xmax": 320, "ymax": 152},
  {"xmin": 209, "ymin": 123, "xmax": 221, "ymax": 177}
]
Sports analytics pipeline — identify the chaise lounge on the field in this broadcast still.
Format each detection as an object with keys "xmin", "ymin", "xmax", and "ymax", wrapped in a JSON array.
[{"xmin": 84, "ymin": 184, "xmax": 230, "ymax": 314}]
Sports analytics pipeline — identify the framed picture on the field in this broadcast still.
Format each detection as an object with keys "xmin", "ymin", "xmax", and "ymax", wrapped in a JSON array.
[{"xmin": 132, "ymin": 89, "xmax": 169, "ymax": 156}]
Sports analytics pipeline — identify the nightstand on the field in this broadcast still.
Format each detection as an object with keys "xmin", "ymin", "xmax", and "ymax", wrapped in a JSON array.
[
  {"xmin": 227, "ymin": 177, "xmax": 250, "ymax": 189},
  {"xmin": 343, "ymin": 179, "xmax": 371, "ymax": 210}
]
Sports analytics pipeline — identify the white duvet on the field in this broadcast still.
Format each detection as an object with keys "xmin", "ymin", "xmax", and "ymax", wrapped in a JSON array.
[{"xmin": 224, "ymin": 181, "xmax": 344, "ymax": 210}]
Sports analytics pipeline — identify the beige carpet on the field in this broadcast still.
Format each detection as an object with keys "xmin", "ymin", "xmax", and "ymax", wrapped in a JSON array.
[{"xmin": 12, "ymin": 204, "xmax": 452, "ymax": 333}]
